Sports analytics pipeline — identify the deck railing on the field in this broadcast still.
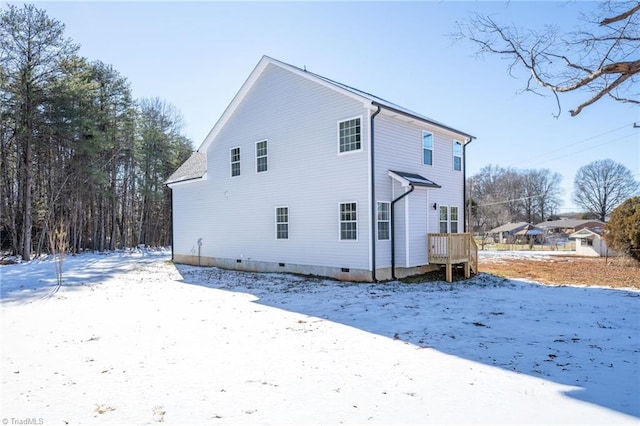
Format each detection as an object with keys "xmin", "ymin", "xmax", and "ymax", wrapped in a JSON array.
[{"xmin": 427, "ymin": 233, "xmax": 478, "ymax": 282}]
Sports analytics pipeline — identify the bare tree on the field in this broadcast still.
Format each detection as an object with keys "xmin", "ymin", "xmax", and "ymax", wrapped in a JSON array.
[
  {"xmin": 455, "ymin": 1, "xmax": 639, "ymax": 117},
  {"xmin": 573, "ymin": 159, "xmax": 639, "ymax": 221}
]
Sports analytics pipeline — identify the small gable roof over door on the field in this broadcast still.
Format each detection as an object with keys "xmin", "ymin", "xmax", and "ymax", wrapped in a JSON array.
[{"xmin": 388, "ymin": 170, "xmax": 441, "ymax": 188}]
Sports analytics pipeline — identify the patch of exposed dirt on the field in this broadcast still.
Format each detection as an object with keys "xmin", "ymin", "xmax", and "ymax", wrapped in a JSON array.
[{"xmin": 479, "ymin": 255, "xmax": 640, "ymax": 289}]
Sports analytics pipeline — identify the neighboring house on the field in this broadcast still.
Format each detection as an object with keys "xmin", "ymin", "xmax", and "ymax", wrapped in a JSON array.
[
  {"xmin": 569, "ymin": 227, "xmax": 617, "ymax": 257},
  {"xmin": 487, "ymin": 222, "xmax": 544, "ymax": 244},
  {"xmin": 166, "ymin": 56, "xmax": 474, "ymax": 281},
  {"xmin": 536, "ymin": 219, "xmax": 605, "ymax": 235}
]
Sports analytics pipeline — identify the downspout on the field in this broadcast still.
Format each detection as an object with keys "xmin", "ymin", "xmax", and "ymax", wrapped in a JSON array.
[
  {"xmin": 168, "ymin": 185, "xmax": 174, "ymax": 261},
  {"xmin": 390, "ymin": 184, "xmax": 415, "ymax": 280},
  {"xmin": 463, "ymin": 136, "xmax": 475, "ymax": 232},
  {"xmin": 370, "ymin": 105, "xmax": 382, "ymax": 282}
]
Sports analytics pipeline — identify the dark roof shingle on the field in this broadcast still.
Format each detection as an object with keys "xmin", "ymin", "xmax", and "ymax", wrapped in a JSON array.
[{"xmin": 165, "ymin": 152, "xmax": 207, "ymax": 185}]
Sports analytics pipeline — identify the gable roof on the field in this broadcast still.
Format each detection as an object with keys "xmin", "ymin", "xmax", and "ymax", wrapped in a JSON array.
[
  {"xmin": 165, "ymin": 152, "xmax": 207, "ymax": 185},
  {"xmin": 536, "ymin": 219, "xmax": 605, "ymax": 230},
  {"xmin": 388, "ymin": 170, "xmax": 440, "ymax": 188},
  {"xmin": 487, "ymin": 222, "xmax": 531, "ymax": 234},
  {"xmin": 569, "ymin": 227, "xmax": 604, "ymax": 239},
  {"xmin": 198, "ymin": 56, "xmax": 474, "ymax": 153}
]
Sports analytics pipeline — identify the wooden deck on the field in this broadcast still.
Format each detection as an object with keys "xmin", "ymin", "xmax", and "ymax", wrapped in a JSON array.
[{"xmin": 427, "ymin": 233, "xmax": 478, "ymax": 282}]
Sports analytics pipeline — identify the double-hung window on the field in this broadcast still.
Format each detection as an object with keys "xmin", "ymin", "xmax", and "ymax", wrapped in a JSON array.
[
  {"xmin": 339, "ymin": 202, "xmax": 357, "ymax": 240},
  {"xmin": 230, "ymin": 147, "xmax": 240, "ymax": 177},
  {"xmin": 422, "ymin": 131, "xmax": 433, "ymax": 165},
  {"xmin": 377, "ymin": 202, "xmax": 390, "ymax": 240},
  {"xmin": 439, "ymin": 206, "xmax": 449, "ymax": 233},
  {"xmin": 256, "ymin": 140, "xmax": 267, "ymax": 173},
  {"xmin": 339, "ymin": 118, "xmax": 361, "ymax": 153},
  {"xmin": 453, "ymin": 140, "xmax": 462, "ymax": 171},
  {"xmin": 450, "ymin": 206, "xmax": 459, "ymax": 233},
  {"xmin": 276, "ymin": 207, "xmax": 288, "ymax": 239}
]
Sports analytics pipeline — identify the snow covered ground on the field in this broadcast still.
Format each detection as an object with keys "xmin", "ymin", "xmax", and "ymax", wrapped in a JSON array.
[{"xmin": 1, "ymin": 249, "xmax": 638, "ymax": 424}]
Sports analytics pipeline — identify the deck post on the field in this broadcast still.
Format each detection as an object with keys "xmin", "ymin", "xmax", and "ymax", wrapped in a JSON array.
[{"xmin": 446, "ymin": 234, "xmax": 453, "ymax": 283}]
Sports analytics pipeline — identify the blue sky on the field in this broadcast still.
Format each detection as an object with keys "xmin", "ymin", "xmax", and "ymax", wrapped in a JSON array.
[{"xmin": 16, "ymin": 1, "xmax": 640, "ymax": 211}]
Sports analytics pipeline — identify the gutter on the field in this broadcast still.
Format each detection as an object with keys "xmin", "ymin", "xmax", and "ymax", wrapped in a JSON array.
[
  {"xmin": 371, "ymin": 101, "xmax": 475, "ymax": 141},
  {"xmin": 370, "ymin": 105, "xmax": 381, "ymax": 282},
  {"xmin": 390, "ymin": 184, "xmax": 415, "ymax": 280}
]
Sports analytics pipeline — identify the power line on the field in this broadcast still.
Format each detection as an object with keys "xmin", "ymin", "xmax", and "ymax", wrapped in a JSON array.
[
  {"xmin": 508, "ymin": 122, "xmax": 635, "ymax": 168},
  {"xmin": 527, "ymin": 132, "xmax": 637, "ymax": 165},
  {"xmin": 477, "ymin": 193, "xmax": 544, "ymax": 207}
]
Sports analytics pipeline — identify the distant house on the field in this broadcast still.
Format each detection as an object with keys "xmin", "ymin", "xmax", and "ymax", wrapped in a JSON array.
[
  {"xmin": 536, "ymin": 219, "xmax": 605, "ymax": 235},
  {"xmin": 569, "ymin": 227, "xmax": 617, "ymax": 257},
  {"xmin": 487, "ymin": 222, "xmax": 544, "ymax": 244},
  {"xmin": 166, "ymin": 56, "xmax": 475, "ymax": 281}
]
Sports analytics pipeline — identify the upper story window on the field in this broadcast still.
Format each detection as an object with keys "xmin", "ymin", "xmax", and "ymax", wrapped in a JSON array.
[
  {"xmin": 230, "ymin": 147, "xmax": 240, "ymax": 177},
  {"xmin": 422, "ymin": 131, "xmax": 433, "ymax": 165},
  {"xmin": 453, "ymin": 140, "xmax": 462, "ymax": 171},
  {"xmin": 339, "ymin": 118, "xmax": 361, "ymax": 153},
  {"xmin": 276, "ymin": 207, "xmax": 289, "ymax": 239},
  {"xmin": 377, "ymin": 202, "xmax": 390, "ymax": 240},
  {"xmin": 256, "ymin": 140, "xmax": 267, "ymax": 173},
  {"xmin": 339, "ymin": 202, "xmax": 357, "ymax": 240}
]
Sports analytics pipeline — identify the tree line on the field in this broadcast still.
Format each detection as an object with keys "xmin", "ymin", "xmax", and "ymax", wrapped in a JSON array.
[
  {"xmin": 469, "ymin": 159, "xmax": 639, "ymax": 234},
  {"xmin": 1, "ymin": 4, "xmax": 193, "ymax": 260},
  {"xmin": 469, "ymin": 166, "xmax": 563, "ymax": 233}
]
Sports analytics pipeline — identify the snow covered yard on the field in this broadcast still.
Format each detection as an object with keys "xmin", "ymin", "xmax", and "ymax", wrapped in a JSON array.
[{"xmin": 1, "ymin": 250, "xmax": 638, "ymax": 425}]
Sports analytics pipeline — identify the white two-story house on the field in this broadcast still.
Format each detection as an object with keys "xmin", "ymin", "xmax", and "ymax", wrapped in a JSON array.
[{"xmin": 166, "ymin": 56, "xmax": 475, "ymax": 281}]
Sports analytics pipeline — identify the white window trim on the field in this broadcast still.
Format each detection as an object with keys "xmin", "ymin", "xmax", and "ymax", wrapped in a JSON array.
[
  {"xmin": 450, "ymin": 206, "xmax": 459, "ymax": 233},
  {"xmin": 453, "ymin": 140, "xmax": 462, "ymax": 172},
  {"xmin": 230, "ymin": 146, "xmax": 241, "ymax": 178},
  {"xmin": 339, "ymin": 201, "xmax": 358, "ymax": 241},
  {"xmin": 275, "ymin": 206, "xmax": 289, "ymax": 240},
  {"xmin": 255, "ymin": 140, "xmax": 268, "ymax": 174},
  {"xmin": 439, "ymin": 205, "xmax": 449, "ymax": 234},
  {"xmin": 422, "ymin": 130, "xmax": 434, "ymax": 166},
  {"xmin": 376, "ymin": 201, "xmax": 390, "ymax": 241},
  {"xmin": 337, "ymin": 115, "xmax": 363, "ymax": 155}
]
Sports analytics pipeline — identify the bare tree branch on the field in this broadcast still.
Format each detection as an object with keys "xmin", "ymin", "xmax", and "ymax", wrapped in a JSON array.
[
  {"xmin": 600, "ymin": 2, "xmax": 640, "ymax": 26},
  {"xmin": 454, "ymin": 1, "xmax": 640, "ymax": 117}
]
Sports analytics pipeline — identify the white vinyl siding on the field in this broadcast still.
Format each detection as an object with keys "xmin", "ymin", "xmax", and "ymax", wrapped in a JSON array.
[
  {"xmin": 422, "ymin": 130, "xmax": 433, "ymax": 165},
  {"xmin": 338, "ymin": 117, "xmax": 362, "ymax": 153},
  {"xmin": 339, "ymin": 202, "xmax": 358, "ymax": 241},
  {"xmin": 256, "ymin": 140, "xmax": 268, "ymax": 172},
  {"xmin": 276, "ymin": 206, "xmax": 288, "ymax": 239},
  {"xmin": 179, "ymin": 63, "xmax": 370, "ymax": 271},
  {"xmin": 453, "ymin": 140, "xmax": 462, "ymax": 171},
  {"xmin": 377, "ymin": 202, "xmax": 390, "ymax": 240},
  {"xmin": 230, "ymin": 147, "xmax": 240, "ymax": 177}
]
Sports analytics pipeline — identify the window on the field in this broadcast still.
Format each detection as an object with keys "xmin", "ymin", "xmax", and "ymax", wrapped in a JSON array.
[
  {"xmin": 339, "ymin": 202, "xmax": 357, "ymax": 240},
  {"xmin": 276, "ymin": 207, "xmax": 288, "ymax": 239},
  {"xmin": 377, "ymin": 202, "xmax": 390, "ymax": 240},
  {"xmin": 230, "ymin": 147, "xmax": 240, "ymax": 177},
  {"xmin": 339, "ymin": 118, "xmax": 361, "ymax": 153},
  {"xmin": 439, "ymin": 206, "xmax": 448, "ymax": 233},
  {"xmin": 453, "ymin": 140, "xmax": 462, "ymax": 171},
  {"xmin": 256, "ymin": 140, "xmax": 267, "ymax": 173},
  {"xmin": 450, "ymin": 206, "xmax": 459, "ymax": 233},
  {"xmin": 422, "ymin": 131, "xmax": 433, "ymax": 165}
]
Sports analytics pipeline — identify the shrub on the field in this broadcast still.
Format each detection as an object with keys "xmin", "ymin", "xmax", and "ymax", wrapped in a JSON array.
[{"xmin": 604, "ymin": 197, "xmax": 640, "ymax": 262}]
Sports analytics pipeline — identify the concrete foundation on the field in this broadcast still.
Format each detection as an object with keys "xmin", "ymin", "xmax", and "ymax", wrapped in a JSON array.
[{"xmin": 172, "ymin": 254, "xmax": 439, "ymax": 283}]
